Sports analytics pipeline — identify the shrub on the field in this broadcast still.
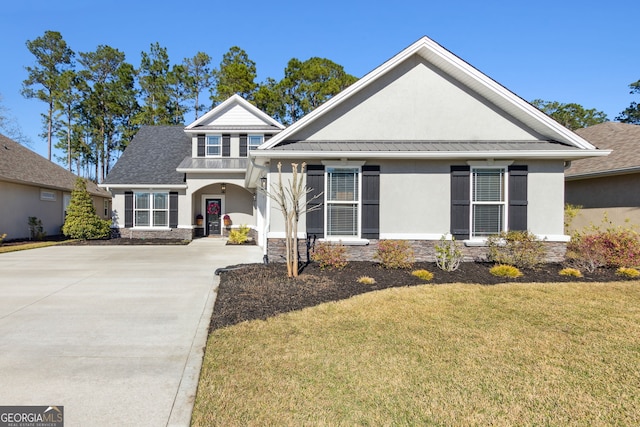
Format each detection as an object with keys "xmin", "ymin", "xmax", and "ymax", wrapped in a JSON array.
[
  {"xmin": 62, "ymin": 178, "xmax": 111, "ymax": 240},
  {"xmin": 616, "ymin": 267, "xmax": 640, "ymax": 279},
  {"xmin": 559, "ymin": 267, "xmax": 583, "ymax": 278},
  {"xmin": 411, "ymin": 269, "xmax": 434, "ymax": 281},
  {"xmin": 28, "ymin": 217, "xmax": 46, "ymax": 240},
  {"xmin": 0, "ymin": 233, "xmax": 6, "ymax": 246},
  {"xmin": 487, "ymin": 230, "xmax": 546, "ymax": 269},
  {"xmin": 566, "ymin": 222, "xmax": 640, "ymax": 272},
  {"xmin": 311, "ymin": 242, "xmax": 347, "ymax": 270},
  {"xmin": 357, "ymin": 276, "xmax": 376, "ymax": 285},
  {"xmin": 375, "ymin": 240, "xmax": 414, "ymax": 269},
  {"xmin": 564, "ymin": 203, "xmax": 582, "ymax": 233},
  {"xmin": 435, "ymin": 234, "xmax": 463, "ymax": 271},
  {"xmin": 489, "ymin": 264, "xmax": 523, "ymax": 278},
  {"xmin": 228, "ymin": 225, "xmax": 250, "ymax": 244}
]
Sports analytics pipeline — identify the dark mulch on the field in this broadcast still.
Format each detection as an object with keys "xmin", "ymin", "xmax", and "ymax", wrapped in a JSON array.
[{"xmin": 211, "ymin": 261, "xmax": 628, "ymax": 331}]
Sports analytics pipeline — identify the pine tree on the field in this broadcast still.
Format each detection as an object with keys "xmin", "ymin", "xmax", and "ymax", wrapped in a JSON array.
[{"xmin": 62, "ymin": 178, "xmax": 111, "ymax": 239}]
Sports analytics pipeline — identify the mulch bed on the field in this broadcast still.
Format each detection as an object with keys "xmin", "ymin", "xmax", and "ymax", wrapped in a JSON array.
[{"xmin": 211, "ymin": 261, "xmax": 628, "ymax": 331}]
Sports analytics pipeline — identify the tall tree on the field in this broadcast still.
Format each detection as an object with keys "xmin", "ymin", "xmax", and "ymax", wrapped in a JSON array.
[
  {"xmin": 616, "ymin": 80, "xmax": 640, "ymax": 124},
  {"xmin": 531, "ymin": 99, "xmax": 608, "ymax": 130},
  {"xmin": 134, "ymin": 42, "xmax": 182, "ymax": 125},
  {"xmin": 183, "ymin": 52, "xmax": 213, "ymax": 120},
  {"xmin": 21, "ymin": 30, "xmax": 74, "ymax": 160},
  {"xmin": 277, "ymin": 57, "xmax": 357, "ymax": 124},
  {"xmin": 78, "ymin": 45, "xmax": 139, "ymax": 181},
  {"xmin": 52, "ymin": 69, "xmax": 82, "ymax": 171},
  {"xmin": 0, "ymin": 93, "xmax": 30, "ymax": 145},
  {"xmin": 211, "ymin": 46, "xmax": 258, "ymax": 105}
]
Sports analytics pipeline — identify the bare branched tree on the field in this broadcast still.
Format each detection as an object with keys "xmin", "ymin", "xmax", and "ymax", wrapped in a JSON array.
[{"xmin": 264, "ymin": 162, "xmax": 322, "ymax": 278}]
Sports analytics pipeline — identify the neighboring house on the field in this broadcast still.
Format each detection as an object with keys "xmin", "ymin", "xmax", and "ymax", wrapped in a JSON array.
[
  {"xmin": 565, "ymin": 122, "xmax": 640, "ymax": 230},
  {"xmin": 104, "ymin": 37, "xmax": 608, "ymax": 261},
  {"xmin": 0, "ymin": 133, "xmax": 111, "ymax": 240}
]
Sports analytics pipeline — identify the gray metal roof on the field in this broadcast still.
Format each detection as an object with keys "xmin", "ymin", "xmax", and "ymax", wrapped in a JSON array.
[
  {"xmin": 188, "ymin": 125, "xmax": 282, "ymax": 132},
  {"xmin": 0, "ymin": 133, "xmax": 109, "ymax": 196},
  {"xmin": 177, "ymin": 157, "xmax": 248, "ymax": 170},
  {"xmin": 567, "ymin": 123, "xmax": 640, "ymax": 178},
  {"xmin": 104, "ymin": 126, "xmax": 190, "ymax": 185},
  {"xmin": 269, "ymin": 140, "xmax": 578, "ymax": 152}
]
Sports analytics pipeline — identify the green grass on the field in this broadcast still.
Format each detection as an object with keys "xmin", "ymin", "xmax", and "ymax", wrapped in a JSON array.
[
  {"xmin": 0, "ymin": 240, "xmax": 73, "ymax": 253},
  {"xmin": 193, "ymin": 282, "xmax": 640, "ymax": 426}
]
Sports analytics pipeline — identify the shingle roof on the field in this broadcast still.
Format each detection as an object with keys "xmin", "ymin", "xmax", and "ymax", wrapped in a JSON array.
[
  {"xmin": 270, "ymin": 140, "xmax": 578, "ymax": 152},
  {"xmin": 0, "ymin": 133, "xmax": 109, "ymax": 196},
  {"xmin": 103, "ymin": 126, "xmax": 190, "ymax": 185},
  {"xmin": 567, "ymin": 123, "xmax": 640, "ymax": 178}
]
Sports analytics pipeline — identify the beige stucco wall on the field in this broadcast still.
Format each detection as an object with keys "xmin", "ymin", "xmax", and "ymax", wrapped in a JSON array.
[
  {"xmin": 294, "ymin": 55, "xmax": 543, "ymax": 142},
  {"xmin": 0, "ymin": 180, "xmax": 109, "ymax": 240},
  {"xmin": 566, "ymin": 173, "xmax": 640, "ymax": 230},
  {"xmin": 266, "ymin": 158, "xmax": 567, "ymax": 240}
]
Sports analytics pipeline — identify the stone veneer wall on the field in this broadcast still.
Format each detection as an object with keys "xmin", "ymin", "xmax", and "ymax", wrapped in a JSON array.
[
  {"xmin": 111, "ymin": 227, "xmax": 193, "ymax": 241},
  {"xmin": 267, "ymin": 238, "xmax": 567, "ymax": 264}
]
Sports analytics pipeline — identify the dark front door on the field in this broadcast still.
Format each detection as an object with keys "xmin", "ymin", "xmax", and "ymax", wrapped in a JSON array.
[{"xmin": 205, "ymin": 198, "xmax": 222, "ymax": 236}]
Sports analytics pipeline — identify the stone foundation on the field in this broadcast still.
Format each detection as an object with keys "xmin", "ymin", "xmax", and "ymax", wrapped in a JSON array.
[
  {"xmin": 111, "ymin": 227, "xmax": 193, "ymax": 241},
  {"xmin": 267, "ymin": 238, "xmax": 567, "ymax": 264}
]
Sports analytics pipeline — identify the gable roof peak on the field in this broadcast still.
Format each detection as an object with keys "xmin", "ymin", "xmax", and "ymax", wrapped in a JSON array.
[{"xmin": 185, "ymin": 94, "xmax": 284, "ymax": 131}]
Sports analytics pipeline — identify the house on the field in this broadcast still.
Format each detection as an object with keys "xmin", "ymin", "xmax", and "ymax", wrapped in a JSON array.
[
  {"xmin": 0, "ymin": 133, "xmax": 111, "ymax": 240},
  {"xmin": 565, "ymin": 122, "xmax": 640, "ymax": 230},
  {"xmin": 103, "ymin": 37, "xmax": 608, "ymax": 261}
]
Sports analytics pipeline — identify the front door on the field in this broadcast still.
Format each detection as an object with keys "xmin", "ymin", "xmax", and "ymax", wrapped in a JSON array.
[{"xmin": 205, "ymin": 198, "xmax": 222, "ymax": 236}]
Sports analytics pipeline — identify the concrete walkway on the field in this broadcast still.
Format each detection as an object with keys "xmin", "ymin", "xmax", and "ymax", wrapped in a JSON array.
[{"xmin": 0, "ymin": 238, "xmax": 263, "ymax": 426}]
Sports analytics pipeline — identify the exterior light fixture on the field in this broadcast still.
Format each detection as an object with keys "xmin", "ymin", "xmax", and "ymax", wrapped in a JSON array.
[
  {"xmin": 260, "ymin": 177, "xmax": 267, "ymax": 189},
  {"xmin": 221, "ymin": 183, "xmax": 226, "ymax": 194}
]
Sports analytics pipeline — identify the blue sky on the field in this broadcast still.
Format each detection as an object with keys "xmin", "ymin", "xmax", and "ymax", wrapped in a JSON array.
[{"xmin": 1, "ymin": 0, "xmax": 638, "ymax": 161}]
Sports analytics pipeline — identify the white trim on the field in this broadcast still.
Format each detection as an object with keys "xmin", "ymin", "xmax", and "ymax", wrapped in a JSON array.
[
  {"xmin": 185, "ymin": 94, "xmax": 285, "ymax": 130},
  {"xmin": 324, "ymin": 165, "xmax": 362, "ymax": 239},
  {"xmin": 465, "ymin": 234, "xmax": 571, "ymax": 245},
  {"xmin": 470, "ymin": 166, "xmax": 508, "ymax": 238},
  {"xmin": 379, "ymin": 233, "xmax": 446, "ymax": 240},
  {"xmin": 176, "ymin": 168, "xmax": 245, "ymax": 173},
  {"xmin": 319, "ymin": 238, "xmax": 370, "ymax": 246},
  {"xmin": 99, "ymin": 184, "xmax": 187, "ymax": 189},
  {"xmin": 205, "ymin": 135, "xmax": 222, "ymax": 157},
  {"xmin": 467, "ymin": 160, "xmax": 514, "ymax": 167},
  {"xmin": 40, "ymin": 190, "xmax": 57, "ymax": 201},
  {"xmin": 321, "ymin": 160, "xmax": 367, "ymax": 167},
  {"xmin": 251, "ymin": 149, "xmax": 610, "ymax": 160}
]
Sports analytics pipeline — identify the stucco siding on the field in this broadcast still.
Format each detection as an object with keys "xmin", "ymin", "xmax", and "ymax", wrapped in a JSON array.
[
  {"xmin": 527, "ymin": 160, "xmax": 566, "ymax": 237},
  {"xmin": 1, "ymin": 181, "xmax": 64, "ymax": 239},
  {"xmin": 293, "ymin": 55, "xmax": 543, "ymax": 142}
]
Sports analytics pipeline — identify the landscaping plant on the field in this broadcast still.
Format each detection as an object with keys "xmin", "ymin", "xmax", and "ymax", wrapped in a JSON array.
[
  {"xmin": 487, "ymin": 230, "xmax": 545, "ymax": 269},
  {"xmin": 0, "ymin": 233, "xmax": 6, "ymax": 246},
  {"xmin": 28, "ymin": 216, "xmax": 46, "ymax": 240},
  {"xmin": 311, "ymin": 241, "xmax": 347, "ymax": 270},
  {"xmin": 616, "ymin": 267, "xmax": 640, "ymax": 279},
  {"xmin": 228, "ymin": 225, "xmax": 250, "ymax": 244},
  {"xmin": 559, "ymin": 267, "xmax": 583, "ymax": 278},
  {"xmin": 489, "ymin": 264, "xmax": 523, "ymax": 278},
  {"xmin": 374, "ymin": 240, "xmax": 414, "ymax": 269},
  {"xmin": 434, "ymin": 234, "xmax": 463, "ymax": 271},
  {"xmin": 411, "ymin": 269, "xmax": 434, "ymax": 281},
  {"xmin": 357, "ymin": 276, "xmax": 376, "ymax": 285},
  {"xmin": 62, "ymin": 178, "xmax": 111, "ymax": 240}
]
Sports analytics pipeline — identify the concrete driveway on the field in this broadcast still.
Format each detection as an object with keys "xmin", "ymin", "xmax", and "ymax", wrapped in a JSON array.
[{"xmin": 0, "ymin": 238, "xmax": 262, "ymax": 427}]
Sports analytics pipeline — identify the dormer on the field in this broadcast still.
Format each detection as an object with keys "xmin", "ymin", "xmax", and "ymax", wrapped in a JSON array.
[{"xmin": 184, "ymin": 94, "xmax": 285, "ymax": 159}]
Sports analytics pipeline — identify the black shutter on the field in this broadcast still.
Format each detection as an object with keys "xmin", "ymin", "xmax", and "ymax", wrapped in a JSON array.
[
  {"xmin": 361, "ymin": 165, "xmax": 380, "ymax": 239},
  {"xmin": 239, "ymin": 134, "xmax": 248, "ymax": 157},
  {"xmin": 222, "ymin": 134, "xmax": 231, "ymax": 157},
  {"xmin": 508, "ymin": 165, "xmax": 528, "ymax": 231},
  {"xmin": 197, "ymin": 134, "xmax": 205, "ymax": 157},
  {"xmin": 124, "ymin": 191, "xmax": 133, "ymax": 227},
  {"xmin": 169, "ymin": 192, "xmax": 178, "ymax": 228},
  {"xmin": 306, "ymin": 165, "xmax": 325, "ymax": 238},
  {"xmin": 450, "ymin": 166, "xmax": 470, "ymax": 240}
]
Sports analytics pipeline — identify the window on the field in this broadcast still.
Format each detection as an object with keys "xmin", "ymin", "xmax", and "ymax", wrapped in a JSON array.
[
  {"xmin": 248, "ymin": 135, "xmax": 263, "ymax": 151},
  {"xmin": 471, "ymin": 168, "xmax": 506, "ymax": 237},
  {"xmin": 104, "ymin": 199, "xmax": 110, "ymax": 217},
  {"xmin": 40, "ymin": 190, "xmax": 56, "ymax": 201},
  {"xmin": 326, "ymin": 167, "xmax": 360, "ymax": 237},
  {"xmin": 134, "ymin": 192, "xmax": 168, "ymax": 227},
  {"xmin": 206, "ymin": 135, "xmax": 221, "ymax": 157}
]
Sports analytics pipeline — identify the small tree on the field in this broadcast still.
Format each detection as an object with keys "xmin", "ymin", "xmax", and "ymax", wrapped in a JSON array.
[
  {"xmin": 62, "ymin": 178, "xmax": 111, "ymax": 239},
  {"xmin": 264, "ymin": 162, "xmax": 322, "ymax": 278}
]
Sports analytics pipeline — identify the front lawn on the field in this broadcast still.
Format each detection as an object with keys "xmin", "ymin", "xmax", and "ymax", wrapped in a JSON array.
[{"xmin": 193, "ymin": 281, "xmax": 640, "ymax": 426}]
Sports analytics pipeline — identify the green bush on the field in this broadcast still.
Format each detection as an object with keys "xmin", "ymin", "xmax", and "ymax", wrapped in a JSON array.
[
  {"xmin": 411, "ymin": 269, "xmax": 434, "ymax": 281},
  {"xmin": 435, "ymin": 234, "xmax": 463, "ymax": 271},
  {"xmin": 311, "ymin": 242, "xmax": 347, "ymax": 270},
  {"xmin": 375, "ymin": 240, "xmax": 414, "ymax": 269},
  {"xmin": 566, "ymin": 222, "xmax": 640, "ymax": 272},
  {"xmin": 559, "ymin": 268, "xmax": 583, "ymax": 278},
  {"xmin": 62, "ymin": 178, "xmax": 111, "ymax": 240},
  {"xmin": 28, "ymin": 217, "xmax": 46, "ymax": 240},
  {"xmin": 487, "ymin": 231, "xmax": 546, "ymax": 269},
  {"xmin": 489, "ymin": 264, "xmax": 523, "ymax": 278},
  {"xmin": 616, "ymin": 267, "xmax": 640, "ymax": 279},
  {"xmin": 228, "ymin": 225, "xmax": 250, "ymax": 244}
]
